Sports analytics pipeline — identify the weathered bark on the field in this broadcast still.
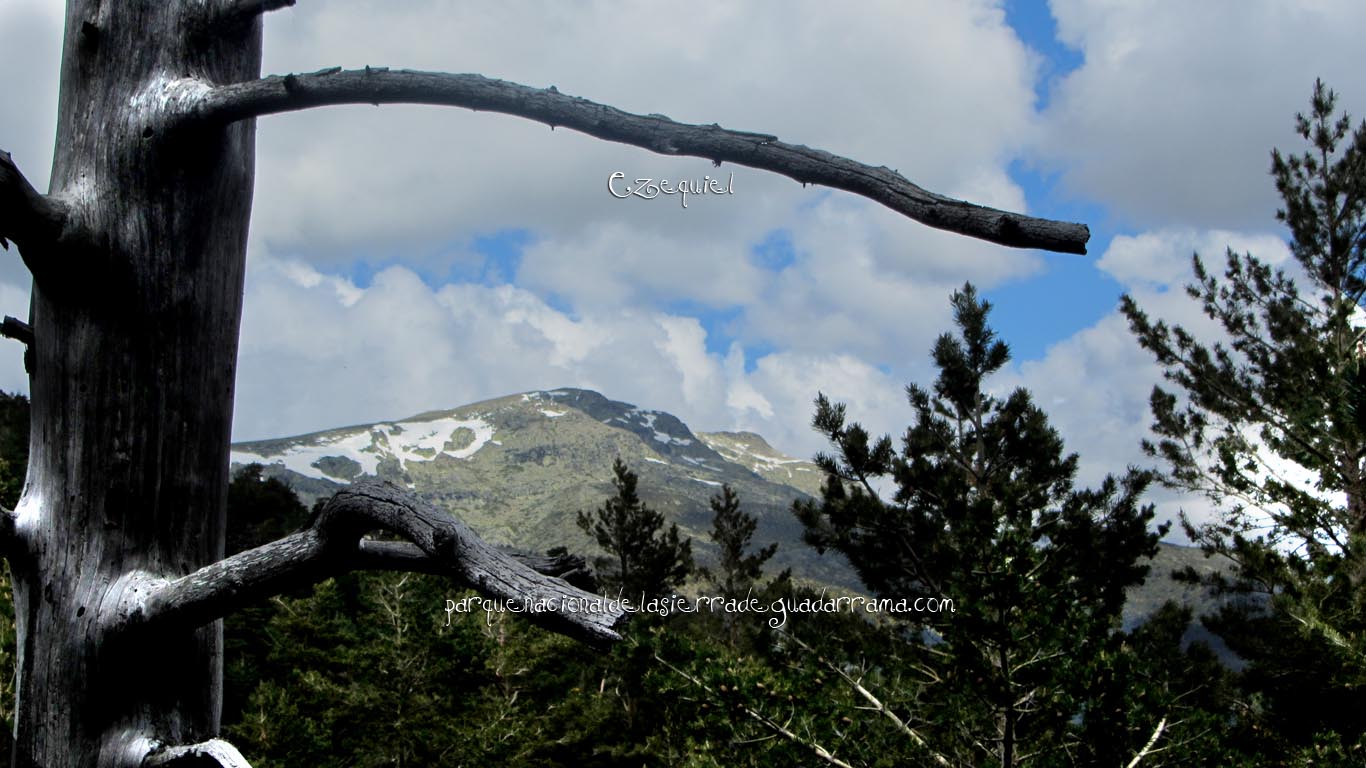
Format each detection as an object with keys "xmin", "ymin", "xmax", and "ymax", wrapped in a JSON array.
[
  {"xmin": 0, "ymin": 2, "xmax": 1094, "ymax": 766},
  {"xmin": 123, "ymin": 480, "xmax": 625, "ymax": 648},
  {"xmin": 4, "ymin": 2, "xmax": 261, "ymax": 765},
  {"xmin": 140, "ymin": 738, "xmax": 251, "ymax": 768}
]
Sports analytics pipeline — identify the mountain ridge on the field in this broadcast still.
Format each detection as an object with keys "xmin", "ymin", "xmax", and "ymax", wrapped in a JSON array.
[
  {"xmin": 231, "ymin": 387, "xmax": 1228, "ymax": 632},
  {"xmin": 231, "ymin": 388, "xmax": 858, "ymax": 587}
]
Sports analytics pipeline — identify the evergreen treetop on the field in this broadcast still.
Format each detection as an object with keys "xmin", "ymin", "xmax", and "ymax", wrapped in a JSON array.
[
  {"xmin": 1121, "ymin": 79, "xmax": 1366, "ymax": 756},
  {"xmin": 576, "ymin": 457, "xmax": 694, "ymax": 602},
  {"xmin": 797, "ymin": 283, "xmax": 1166, "ymax": 767}
]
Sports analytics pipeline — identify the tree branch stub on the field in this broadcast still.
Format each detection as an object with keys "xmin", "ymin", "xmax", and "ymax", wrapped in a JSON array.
[
  {"xmin": 0, "ymin": 506, "xmax": 18, "ymax": 564},
  {"xmin": 193, "ymin": 68, "xmax": 1090, "ymax": 254},
  {"xmin": 0, "ymin": 149, "xmax": 80, "ymax": 281},
  {"xmin": 213, "ymin": 0, "xmax": 296, "ymax": 30}
]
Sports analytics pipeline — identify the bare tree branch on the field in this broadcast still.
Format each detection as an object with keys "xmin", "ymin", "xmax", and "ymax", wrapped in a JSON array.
[
  {"xmin": 127, "ymin": 479, "xmax": 626, "ymax": 647},
  {"xmin": 654, "ymin": 653, "xmax": 856, "ymax": 768},
  {"xmin": 0, "ymin": 316, "xmax": 32, "ymax": 347},
  {"xmin": 356, "ymin": 539, "xmax": 597, "ymax": 590},
  {"xmin": 144, "ymin": 738, "xmax": 253, "ymax": 767},
  {"xmin": 0, "ymin": 149, "xmax": 80, "ymax": 278},
  {"xmin": 1125, "ymin": 715, "xmax": 1167, "ymax": 768},
  {"xmin": 192, "ymin": 68, "xmax": 1090, "ymax": 254},
  {"xmin": 784, "ymin": 632, "xmax": 953, "ymax": 767}
]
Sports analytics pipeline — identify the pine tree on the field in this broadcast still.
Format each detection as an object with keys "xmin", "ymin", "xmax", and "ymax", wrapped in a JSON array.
[
  {"xmin": 577, "ymin": 458, "xmax": 694, "ymax": 602},
  {"xmin": 797, "ymin": 284, "xmax": 1165, "ymax": 767},
  {"xmin": 701, "ymin": 485, "xmax": 779, "ymax": 600},
  {"xmin": 1121, "ymin": 80, "xmax": 1366, "ymax": 756},
  {"xmin": 698, "ymin": 485, "xmax": 786, "ymax": 650}
]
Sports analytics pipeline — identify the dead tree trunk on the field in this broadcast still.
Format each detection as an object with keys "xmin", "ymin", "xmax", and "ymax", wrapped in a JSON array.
[
  {"xmin": 6, "ymin": 3, "xmax": 260, "ymax": 765},
  {"xmin": 0, "ymin": 2, "xmax": 1089, "ymax": 766}
]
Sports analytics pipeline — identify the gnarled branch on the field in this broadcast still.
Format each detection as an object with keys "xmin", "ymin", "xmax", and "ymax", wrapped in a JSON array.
[
  {"xmin": 192, "ymin": 69, "xmax": 1089, "ymax": 254},
  {"xmin": 357, "ymin": 539, "xmax": 597, "ymax": 590},
  {"xmin": 127, "ymin": 479, "xmax": 625, "ymax": 647},
  {"xmin": 143, "ymin": 738, "xmax": 252, "ymax": 768}
]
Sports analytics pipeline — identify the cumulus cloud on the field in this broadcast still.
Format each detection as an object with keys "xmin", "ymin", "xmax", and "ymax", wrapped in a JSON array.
[
  {"xmin": 998, "ymin": 226, "xmax": 1302, "ymax": 539},
  {"xmin": 230, "ymin": 1, "xmax": 1048, "ymax": 459},
  {"xmin": 250, "ymin": 1, "xmax": 1039, "ymax": 269},
  {"xmin": 739, "ymin": 194, "xmax": 1043, "ymax": 369},
  {"xmin": 1098, "ymin": 228, "xmax": 1293, "ymax": 290},
  {"xmin": 517, "ymin": 220, "xmax": 766, "ymax": 311},
  {"xmin": 233, "ymin": 249, "xmax": 912, "ymax": 465},
  {"xmin": 15, "ymin": 1, "xmax": 1361, "ymax": 550},
  {"xmin": 1036, "ymin": 0, "xmax": 1366, "ymax": 231}
]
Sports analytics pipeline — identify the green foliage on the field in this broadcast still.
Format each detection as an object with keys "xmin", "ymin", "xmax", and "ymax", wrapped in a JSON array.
[
  {"xmin": 1074, "ymin": 601, "xmax": 1247, "ymax": 765},
  {"xmin": 0, "ymin": 392, "xmax": 25, "ymax": 764},
  {"xmin": 699, "ymin": 484, "xmax": 787, "ymax": 650},
  {"xmin": 576, "ymin": 457, "xmax": 694, "ymax": 602},
  {"xmin": 222, "ymin": 464, "xmax": 314, "ymax": 725},
  {"xmin": 796, "ymin": 284, "xmax": 1168, "ymax": 766},
  {"xmin": 1121, "ymin": 80, "xmax": 1366, "ymax": 758},
  {"xmin": 225, "ymin": 463, "xmax": 310, "ymax": 556},
  {"xmin": 700, "ymin": 484, "xmax": 780, "ymax": 600},
  {"xmin": 227, "ymin": 572, "xmax": 497, "ymax": 766}
]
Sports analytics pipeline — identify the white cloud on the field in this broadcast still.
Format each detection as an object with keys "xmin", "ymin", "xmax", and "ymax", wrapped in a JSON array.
[
  {"xmin": 740, "ymin": 352, "xmax": 911, "ymax": 462},
  {"xmin": 999, "ymin": 225, "xmax": 1307, "ymax": 539},
  {"xmin": 739, "ymin": 195, "xmax": 1044, "ymax": 368},
  {"xmin": 1098, "ymin": 228, "xmax": 1292, "ymax": 290},
  {"xmin": 228, "ymin": 1, "xmax": 1050, "ymax": 462},
  {"xmin": 722, "ymin": 344, "xmax": 775, "ymax": 420},
  {"xmin": 233, "ymin": 249, "xmax": 914, "ymax": 467},
  {"xmin": 1037, "ymin": 0, "xmax": 1366, "ymax": 230},
  {"xmin": 517, "ymin": 220, "xmax": 765, "ymax": 310},
  {"xmin": 250, "ymin": 1, "xmax": 1039, "ymax": 269},
  {"xmin": 22, "ymin": 1, "xmax": 1360, "ymax": 550},
  {"xmin": 654, "ymin": 316, "xmax": 724, "ymax": 410}
]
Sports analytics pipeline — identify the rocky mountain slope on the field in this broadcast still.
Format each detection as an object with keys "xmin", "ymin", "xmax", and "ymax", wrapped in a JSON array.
[
  {"xmin": 231, "ymin": 388, "xmax": 855, "ymax": 587},
  {"xmin": 231, "ymin": 388, "xmax": 1227, "ymax": 630}
]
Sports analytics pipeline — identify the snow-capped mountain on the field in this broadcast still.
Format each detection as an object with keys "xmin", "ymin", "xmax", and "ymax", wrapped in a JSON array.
[
  {"xmin": 230, "ymin": 388, "xmax": 851, "ymax": 586},
  {"xmin": 230, "ymin": 388, "xmax": 1229, "ymax": 635}
]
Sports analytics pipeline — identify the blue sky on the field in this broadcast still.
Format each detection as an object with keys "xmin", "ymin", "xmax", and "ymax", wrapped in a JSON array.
[
  {"xmin": 2, "ymin": 1, "xmax": 1365, "ymax": 538},
  {"xmin": 996, "ymin": 0, "xmax": 1119, "ymax": 361}
]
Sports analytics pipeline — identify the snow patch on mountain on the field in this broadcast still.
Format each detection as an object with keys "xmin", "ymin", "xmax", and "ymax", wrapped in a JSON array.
[
  {"xmin": 679, "ymin": 455, "xmax": 722, "ymax": 472},
  {"xmin": 231, "ymin": 415, "xmax": 495, "ymax": 481},
  {"xmin": 611, "ymin": 407, "xmax": 694, "ymax": 446},
  {"xmin": 707, "ymin": 436, "xmax": 810, "ymax": 472}
]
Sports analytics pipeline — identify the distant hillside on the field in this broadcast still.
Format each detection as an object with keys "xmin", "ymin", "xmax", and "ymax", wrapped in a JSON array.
[
  {"xmin": 231, "ymin": 387, "xmax": 1228, "ymax": 635},
  {"xmin": 231, "ymin": 388, "xmax": 855, "ymax": 588}
]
